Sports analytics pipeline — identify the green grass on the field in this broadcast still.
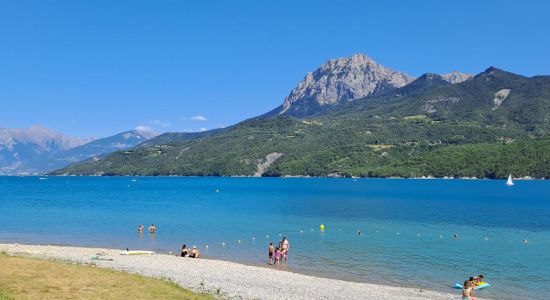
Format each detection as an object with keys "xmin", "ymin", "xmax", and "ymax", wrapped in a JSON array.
[
  {"xmin": 0, "ymin": 290, "xmax": 14, "ymax": 300},
  {"xmin": 0, "ymin": 253, "xmax": 214, "ymax": 300}
]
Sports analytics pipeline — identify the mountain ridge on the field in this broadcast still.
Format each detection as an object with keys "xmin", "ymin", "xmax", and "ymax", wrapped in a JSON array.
[
  {"xmin": 51, "ymin": 59, "xmax": 550, "ymax": 178},
  {"xmin": 0, "ymin": 127, "xmax": 156, "ymax": 175},
  {"xmin": 265, "ymin": 54, "xmax": 473, "ymax": 118}
]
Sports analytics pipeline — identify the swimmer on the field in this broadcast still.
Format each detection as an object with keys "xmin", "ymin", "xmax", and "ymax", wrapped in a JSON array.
[
  {"xmin": 138, "ymin": 224, "xmax": 144, "ymax": 233},
  {"xmin": 453, "ymin": 234, "xmax": 459, "ymax": 239},
  {"xmin": 523, "ymin": 239, "xmax": 529, "ymax": 243},
  {"xmin": 474, "ymin": 274, "xmax": 484, "ymax": 285},
  {"xmin": 357, "ymin": 230, "xmax": 363, "ymax": 236},
  {"xmin": 148, "ymin": 224, "xmax": 156, "ymax": 233}
]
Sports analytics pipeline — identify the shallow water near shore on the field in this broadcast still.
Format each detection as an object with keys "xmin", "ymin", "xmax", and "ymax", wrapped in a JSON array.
[{"xmin": 1, "ymin": 176, "xmax": 549, "ymax": 299}]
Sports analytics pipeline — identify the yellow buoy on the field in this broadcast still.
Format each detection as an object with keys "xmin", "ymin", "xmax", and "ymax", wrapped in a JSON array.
[{"xmin": 320, "ymin": 224, "xmax": 325, "ymax": 230}]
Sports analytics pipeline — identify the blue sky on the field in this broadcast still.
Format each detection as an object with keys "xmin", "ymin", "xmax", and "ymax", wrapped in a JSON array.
[{"xmin": 1, "ymin": 0, "xmax": 549, "ymax": 138}]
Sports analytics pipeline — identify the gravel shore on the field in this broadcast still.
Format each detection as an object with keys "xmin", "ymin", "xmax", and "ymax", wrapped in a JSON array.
[{"xmin": 1, "ymin": 243, "xmax": 462, "ymax": 300}]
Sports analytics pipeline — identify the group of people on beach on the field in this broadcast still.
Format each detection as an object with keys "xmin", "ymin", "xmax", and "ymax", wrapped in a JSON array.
[
  {"xmin": 137, "ymin": 224, "xmax": 156, "ymax": 233},
  {"xmin": 462, "ymin": 275, "xmax": 484, "ymax": 300},
  {"xmin": 180, "ymin": 244, "xmax": 201, "ymax": 258},
  {"xmin": 268, "ymin": 237, "xmax": 289, "ymax": 264}
]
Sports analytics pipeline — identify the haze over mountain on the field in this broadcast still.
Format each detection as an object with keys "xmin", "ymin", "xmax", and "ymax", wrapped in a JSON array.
[
  {"xmin": 0, "ymin": 125, "xmax": 85, "ymax": 174},
  {"xmin": 0, "ymin": 126, "xmax": 155, "ymax": 175},
  {"xmin": 58, "ymin": 129, "xmax": 157, "ymax": 165},
  {"xmin": 54, "ymin": 54, "xmax": 550, "ymax": 178}
]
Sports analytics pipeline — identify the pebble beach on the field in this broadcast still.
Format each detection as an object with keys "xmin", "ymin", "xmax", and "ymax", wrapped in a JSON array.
[{"xmin": 0, "ymin": 243, "xmax": 465, "ymax": 300}]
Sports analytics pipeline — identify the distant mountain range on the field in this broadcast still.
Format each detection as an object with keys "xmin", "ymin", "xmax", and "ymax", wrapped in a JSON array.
[
  {"xmin": 51, "ymin": 54, "xmax": 550, "ymax": 178},
  {"xmin": 0, "ymin": 126, "xmax": 155, "ymax": 175}
]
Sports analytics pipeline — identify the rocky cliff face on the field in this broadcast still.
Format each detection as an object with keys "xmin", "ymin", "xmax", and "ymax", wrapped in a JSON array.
[
  {"xmin": 274, "ymin": 54, "xmax": 415, "ymax": 117},
  {"xmin": 441, "ymin": 71, "xmax": 473, "ymax": 84},
  {"xmin": 268, "ymin": 54, "xmax": 473, "ymax": 118}
]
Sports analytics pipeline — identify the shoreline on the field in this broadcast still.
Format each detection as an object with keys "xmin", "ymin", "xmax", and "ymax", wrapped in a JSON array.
[
  {"xmin": 0, "ymin": 243, "xmax": 464, "ymax": 300},
  {"xmin": 5, "ymin": 174, "xmax": 548, "ymax": 180}
]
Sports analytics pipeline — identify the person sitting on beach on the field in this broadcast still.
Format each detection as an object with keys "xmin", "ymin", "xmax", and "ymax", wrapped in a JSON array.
[
  {"xmin": 188, "ymin": 246, "xmax": 200, "ymax": 258},
  {"xmin": 462, "ymin": 280, "xmax": 474, "ymax": 300},
  {"xmin": 138, "ymin": 224, "xmax": 144, "ymax": 233},
  {"xmin": 282, "ymin": 237, "xmax": 289, "ymax": 261},
  {"xmin": 268, "ymin": 242, "xmax": 275, "ymax": 264},
  {"xmin": 148, "ymin": 224, "xmax": 156, "ymax": 233},
  {"xmin": 180, "ymin": 244, "xmax": 189, "ymax": 257}
]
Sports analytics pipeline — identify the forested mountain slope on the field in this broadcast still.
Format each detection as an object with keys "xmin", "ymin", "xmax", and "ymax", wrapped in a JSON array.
[{"xmin": 52, "ymin": 66, "xmax": 550, "ymax": 178}]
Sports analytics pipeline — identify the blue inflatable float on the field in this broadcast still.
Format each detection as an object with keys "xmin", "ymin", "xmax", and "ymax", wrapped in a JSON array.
[{"xmin": 453, "ymin": 282, "xmax": 491, "ymax": 290}]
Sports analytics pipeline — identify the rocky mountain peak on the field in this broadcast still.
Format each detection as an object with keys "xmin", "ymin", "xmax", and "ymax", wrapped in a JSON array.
[
  {"xmin": 476, "ymin": 66, "xmax": 504, "ymax": 78},
  {"xmin": 418, "ymin": 73, "xmax": 444, "ymax": 81},
  {"xmin": 133, "ymin": 128, "xmax": 157, "ymax": 140},
  {"xmin": 0, "ymin": 125, "xmax": 84, "ymax": 151},
  {"xmin": 441, "ymin": 71, "xmax": 473, "ymax": 84},
  {"xmin": 276, "ymin": 54, "xmax": 415, "ymax": 117}
]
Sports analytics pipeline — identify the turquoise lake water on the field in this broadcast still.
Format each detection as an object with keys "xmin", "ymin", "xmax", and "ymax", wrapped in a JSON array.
[{"xmin": 1, "ymin": 176, "xmax": 549, "ymax": 299}]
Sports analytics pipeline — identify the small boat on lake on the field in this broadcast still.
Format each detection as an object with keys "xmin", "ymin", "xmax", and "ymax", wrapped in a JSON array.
[{"xmin": 506, "ymin": 174, "xmax": 514, "ymax": 186}]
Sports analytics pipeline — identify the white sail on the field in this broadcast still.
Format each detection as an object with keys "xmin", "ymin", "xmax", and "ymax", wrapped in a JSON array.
[{"xmin": 506, "ymin": 174, "xmax": 514, "ymax": 186}]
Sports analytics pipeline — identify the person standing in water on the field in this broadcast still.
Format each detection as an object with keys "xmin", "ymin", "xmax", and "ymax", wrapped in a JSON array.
[
  {"xmin": 148, "ymin": 224, "xmax": 156, "ymax": 233},
  {"xmin": 268, "ymin": 242, "xmax": 275, "ymax": 264},
  {"xmin": 462, "ymin": 279, "xmax": 475, "ymax": 300},
  {"xmin": 281, "ymin": 237, "xmax": 289, "ymax": 261},
  {"xmin": 138, "ymin": 224, "xmax": 144, "ymax": 233},
  {"xmin": 274, "ymin": 247, "xmax": 281, "ymax": 264}
]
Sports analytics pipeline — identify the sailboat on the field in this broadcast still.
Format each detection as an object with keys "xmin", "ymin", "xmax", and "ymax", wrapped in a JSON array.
[{"xmin": 506, "ymin": 174, "xmax": 514, "ymax": 186}]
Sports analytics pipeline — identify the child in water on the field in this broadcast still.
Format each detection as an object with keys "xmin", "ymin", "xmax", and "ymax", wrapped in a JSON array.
[
  {"xmin": 274, "ymin": 247, "xmax": 281, "ymax": 264},
  {"xmin": 268, "ymin": 242, "xmax": 274, "ymax": 264}
]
